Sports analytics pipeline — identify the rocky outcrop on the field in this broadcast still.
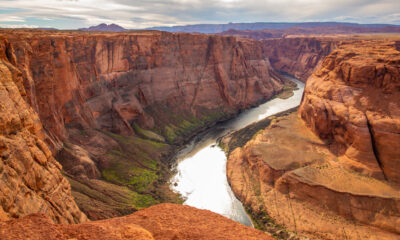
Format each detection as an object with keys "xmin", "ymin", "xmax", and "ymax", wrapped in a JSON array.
[
  {"xmin": 227, "ymin": 112, "xmax": 400, "ymax": 240},
  {"xmin": 0, "ymin": 37, "xmax": 87, "ymax": 224},
  {"xmin": 299, "ymin": 39, "xmax": 400, "ymax": 183},
  {"xmin": 262, "ymin": 37, "xmax": 335, "ymax": 81},
  {"xmin": 226, "ymin": 38, "xmax": 400, "ymax": 239},
  {"xmin": 0, "ymin": 204, "xmax": 273, "ymax": 240}
]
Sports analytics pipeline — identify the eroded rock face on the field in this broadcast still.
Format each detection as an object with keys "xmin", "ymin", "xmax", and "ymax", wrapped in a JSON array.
[
  {"xmin": 0, "ymin": 30, "xmax": 285, "ymax": 151},
  {"xmin": 0, "ymin": 204, "xmax": 273, "ymax": 240},
  {"xmin": 227, "ymin": 112, "xmax": 400, "ymax": 240},
  {"xmin": 0, "ymin": 37, "xmax": 87, "ymax": 224},
  {"xmin": 299, "ymin": 39, "xmax": 400, "ymax": 183},
  {"xmin": 0, "ymin": 29, "xmax": 286, "ymax": 219},
  {"xmin": 262, "ymin": 37, "xmax": 335, "ymax": 81},
  {"xmin": 226, "ymin": 38, "xmax": 400, "ymax": 239}
]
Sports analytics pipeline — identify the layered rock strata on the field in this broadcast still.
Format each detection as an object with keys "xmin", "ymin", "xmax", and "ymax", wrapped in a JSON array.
[
  {"xmin": 0, "ymin": 29, "xmax": 286, "ymax": 219},
  {"xmin": 299, "ymin": 39, "xmax": 400, "ymax": 183},
  {"xmin": 262, "ymin": 38, "xmax": 335, "ymax": 81},
  {"xmin": 227, "ymin": 39, "xmax": 400, "ymax": 239},
  {"xmin": 1, "ymin": 30, "xmax": 285, "ymax": 150},
  {"xmin": 228, "ymin": 112, "xmax": 400, "ymax": 240}
]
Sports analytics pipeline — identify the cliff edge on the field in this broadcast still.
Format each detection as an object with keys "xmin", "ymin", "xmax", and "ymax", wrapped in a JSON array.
[{"xmin": 226, "ymin": 38, "xmax": 400, "ymax": 239}]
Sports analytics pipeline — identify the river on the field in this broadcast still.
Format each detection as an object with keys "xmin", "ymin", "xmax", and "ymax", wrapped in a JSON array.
[{"xmin": 171, "ymin": 75, "xmax": 305, "ymax": 226}]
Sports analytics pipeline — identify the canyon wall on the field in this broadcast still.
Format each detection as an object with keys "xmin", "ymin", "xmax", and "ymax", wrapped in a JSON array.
[
  {"xmin": 299, "ymin": 39, "xmax": 400, "ymax": 183},
  {"xmin": 262, "ymin": 38, "xmax": 335, "ymax": 81},
  {"xmin": 0, "ymin": 37, "xmax": 87, "ymax": 224},
  {"xmin": 226, "ymin": 38, "xmax": 400, "ymax": 239},
  {"xmin": 0, "ymin": 29, "xmax": 286, "ymax": 220},
  {"xmin": 3, "ymin": 30, "xmax": 284, "ymax": 150}
]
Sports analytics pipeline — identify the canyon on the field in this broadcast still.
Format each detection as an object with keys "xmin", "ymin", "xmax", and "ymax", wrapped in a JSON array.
[
  {"xmin": 0, "ymin": 26, "xmax": 399, "ymax": 240},
  {"xmin": 0, "ymin": 29, "xmax": 287, "ymax": 220},
  {"xmin": 0, "ymin": 28, "xmax": 287, "ymax": 238}
]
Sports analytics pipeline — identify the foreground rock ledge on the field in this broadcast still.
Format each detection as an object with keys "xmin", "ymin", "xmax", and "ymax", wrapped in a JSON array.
[{"xmin": 0, "ymin": 203, "xmax": 273, "ymax": 240}]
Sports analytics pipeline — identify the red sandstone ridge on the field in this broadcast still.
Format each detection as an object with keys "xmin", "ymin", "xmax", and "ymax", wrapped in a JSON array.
[
  {"xmin": 0, "ymin": 37, "xmax": 87, "ymax": 224},
  {"xmin": 0, "ymin": 204, "xmax": 273, "ymax": 240},
  {"xmin": 299, "ymin": 39, "xmax": 400, "ymax": 183},
  {"xmin": 226, "ymin": 37, "xmax": 400, "ymax": 239},
  {"xmin": 228, "ymin": 112, "xmax": 400, "ymax": 239},
  {"xmin": 0, "ymin": 29, "xmax": 284, "ymax": 151}
]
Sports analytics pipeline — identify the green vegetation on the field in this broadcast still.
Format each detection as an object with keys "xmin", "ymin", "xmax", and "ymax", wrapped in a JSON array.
[
  {"xmin": 93, "ymin": 130, "xmax": 181, "ymax": 210},
  {"xmin": 164, "ymin": 125, "xmax": 178, "ymax": 142},
  {"xmin": 275, "ymin": 78, "xmax": 299, "ymax": 100},
  {"xmin": 221, "ymin": 108, "xmax": 298, "ymax": 155},
  {"xmin": 99, "ymin": 131, "xmax": 166, "ymax": 189},
  {"xmin": 145, "ymin": 102, "xmax": 231, "ymax": 144},
  {"xmin": 67, "ymin": 175, "xmax": 160, "ymax": 217},
  {"xmin": 133, "ymin": 123, "xmax": 165, "ymax": 142},
  {"xmin": 129, "ymin": 191, "xmax": 160, "ymax": 209}
]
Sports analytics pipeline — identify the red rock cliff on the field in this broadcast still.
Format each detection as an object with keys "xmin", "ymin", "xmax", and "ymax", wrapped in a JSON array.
[
  {"xmin": 0, "ymin": 37, "xmax": 87, "ymax": 224},
  {"xmin": 0, "ymin": 29, "xmax": 286, "ymax": 221},
  {"xmin": 1, "ymin": 30, "xmax": 285, "ymax": 151},
  {"xmin": 299, "ymin": 39, "xmax": 400, "ymax": 183},
  {"xmin": 226, "ymin": 37, "xmax": 400, "ymax": 240},
  {"xmin": 262, "ymin": 37, "xmax": 335, "ymax": 81}
]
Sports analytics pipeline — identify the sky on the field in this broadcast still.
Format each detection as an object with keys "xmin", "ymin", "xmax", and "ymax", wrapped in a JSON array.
[{"xmin": 0, "ymin": 0, "xmax": 400, "ymax": 29}]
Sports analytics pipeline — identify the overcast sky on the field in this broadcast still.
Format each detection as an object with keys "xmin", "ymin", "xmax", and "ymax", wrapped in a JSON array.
[{"xmin": 0, "ymin": 0, "xmax": 400, "ymax": 29}]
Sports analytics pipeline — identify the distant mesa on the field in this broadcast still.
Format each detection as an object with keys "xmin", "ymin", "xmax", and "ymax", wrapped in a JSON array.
[
  {"xmin": 79, "ymin": 23, "xmax": 127, "ymax": 32},
  {"xmin": 219, "ymin": 25, "xmax": 400, "ymax": 40},
  {"xmin": 146, "ymin": 21, "xmax": 400, "ymax": 34}
]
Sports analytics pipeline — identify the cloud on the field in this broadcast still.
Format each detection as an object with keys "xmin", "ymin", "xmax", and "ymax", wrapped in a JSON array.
[
  {"xmin": 0, "ymin": 0, "xmax": 399, "ymax": 29},
  {"xmin": 0, "ymin": 24, "xmax": 40, "ymax": 28},
  {"xmin": 0, "ymin": 15, "xmax": 25, "ymax": 22}
]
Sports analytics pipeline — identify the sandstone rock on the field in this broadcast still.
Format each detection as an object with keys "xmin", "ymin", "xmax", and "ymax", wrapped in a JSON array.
[
  {"xmin": 299, "ymin": 39, "xmax": 400, "ymax": 183},
  {"xmin": 227, "ymin": 38, "xmax": 400, "ymax": 239},
  {"xmin": 0, "ymin": 37, "xmax": 87, "ymax": 224},
  {"xmin": 0, "ymin": 204, "xmax": 273, "ymax": 240},
  {"xmin": 227, "ymin": 112, "xmax": 400, "ymax": 240},
  {"xmin": 0, "ymin": 30, "xmax": 285, "ymax": 152},
  {"xmin": 0, "ymin": 213, "xmax": 154, "ymax": 240},
  {"xmin": 262, "ymin": 37, "xmax": 335, "ymax": 81}
]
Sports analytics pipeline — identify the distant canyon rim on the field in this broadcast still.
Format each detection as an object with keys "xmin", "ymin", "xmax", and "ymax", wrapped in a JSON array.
[{"xmin": 0, "ymin": 26, "xmax": 399, "ymax": 240}]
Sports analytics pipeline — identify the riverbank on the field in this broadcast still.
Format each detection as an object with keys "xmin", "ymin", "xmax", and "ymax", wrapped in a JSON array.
[
  {"xmin": 219, "ymin": 107, "xmax": 298, "ymax": 155},
  {"xmin": 220, "ymin": 108, "xmax": 300, "ymax": 240},
  {"xmin": 63, "ymin": 76, "xmax": 295, "ymax": 220},
  {"xmin": 170, "ymin": 75, "xmax": 304, "ymax": 226}
]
